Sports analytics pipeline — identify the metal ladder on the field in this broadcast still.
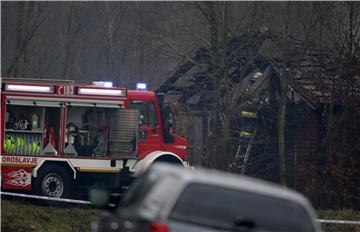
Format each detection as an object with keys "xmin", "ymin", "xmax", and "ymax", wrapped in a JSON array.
[
  {"xmin": 235, "ymin": 109, "xmax": 258, "ymax": 174},
  {"xmin": 235, "ymin": 115, "xmax": 258, "ymax": 174}
]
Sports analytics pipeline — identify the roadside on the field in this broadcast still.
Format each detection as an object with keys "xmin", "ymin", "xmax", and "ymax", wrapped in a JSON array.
[
  {"xmin": 1, "ymin": 198, "xmax": 102, "ymax": 232},
  {"xmin": 318, "ymin": 210, "xmax": 360, "ymax": 232},
  {"xmin": 1, "ymin": 198, "xmax": 359, "ymax": 232}
]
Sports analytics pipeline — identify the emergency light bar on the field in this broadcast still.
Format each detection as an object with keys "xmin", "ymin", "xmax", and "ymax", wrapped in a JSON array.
[
  {"xmin": 136, "ymin": 82, "xmax": 147, "ymax": 90},
  {"xmin": 5, "ymin": 84, "xmax": 54, "ymax": 93},
  {"xmin": 77, "ymin": 87, "xmax": 126, "ymax": 96},
  {"xmin": 92, "ymin": 81, "xmax": 113, "ymax": 88}
]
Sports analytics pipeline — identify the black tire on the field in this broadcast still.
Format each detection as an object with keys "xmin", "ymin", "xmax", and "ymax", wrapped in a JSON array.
[{"xmin": 35, "ymin": 166, "xmax": 72, "ymax": 198}]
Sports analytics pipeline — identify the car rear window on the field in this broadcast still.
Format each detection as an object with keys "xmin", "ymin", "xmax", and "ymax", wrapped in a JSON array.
[{"xmin": 169, "ymin": 184, "xmax": 315, "ymax": 232}]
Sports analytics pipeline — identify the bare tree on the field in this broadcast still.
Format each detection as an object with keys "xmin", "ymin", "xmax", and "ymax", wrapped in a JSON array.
[
  {"xmin": 103, "ymin": 2, "xmax": 125, "ymax": 82},
  {"xmin": 62, "ymin": 2, "xmax": 92, "ymax": 79},
  {"xmin": 5, "ymin": 2, "xmax": 48, "ymax": 77},
  {"xmin": 154, "ymin": 2, "xmax": 276, "ymax": 170}
]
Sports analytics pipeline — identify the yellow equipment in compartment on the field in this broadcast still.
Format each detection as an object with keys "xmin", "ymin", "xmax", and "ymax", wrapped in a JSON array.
[
  {"xmin": 3, "ymin": 133, "xmax": 42, "ymax": 155},
  {"xmin": 4, "ymin": 135, "xmax": 15, "ymax": 154}
]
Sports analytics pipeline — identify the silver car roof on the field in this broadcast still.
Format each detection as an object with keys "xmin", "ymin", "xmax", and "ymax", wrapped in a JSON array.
[{"xmin": 150, "ymin": 163, "xmax": 319, "ymax": 222}]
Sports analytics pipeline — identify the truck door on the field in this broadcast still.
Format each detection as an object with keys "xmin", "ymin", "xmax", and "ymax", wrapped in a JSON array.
[{"xmin": 128, "ymin": 101, "xmax": 162, "ymax": 159}]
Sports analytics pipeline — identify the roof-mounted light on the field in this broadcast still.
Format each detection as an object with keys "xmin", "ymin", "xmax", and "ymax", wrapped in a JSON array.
[
  {"xmin": 5, "ymin": 84, "xmax": 54, "ymax": 93},
  {"xmin": 136, "ymin": 82, "xmax": 147, "ymax": 91},
  {"xmin": 77, "ymin": 87, "xmax": 126, "ymax": 96},
  {"xmin": 92, "ymin": 81, "xmax": 113, "ymax": 88}
]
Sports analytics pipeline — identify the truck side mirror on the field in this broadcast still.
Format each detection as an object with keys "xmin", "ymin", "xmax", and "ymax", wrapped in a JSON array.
[
  {"xmin": 163, "ymin": 105, "xmax": 171, "ymax": 121},
  {"xmin": 166, "ymin": 119, "xmax": 173, "ymax": 130},
  {"xmin": 156, "ymin": 93, "xmax": 175, "ymax": 143},
  {"xmin": 164, "ymin": 118, "xmax": 175, "ymax": 143}
]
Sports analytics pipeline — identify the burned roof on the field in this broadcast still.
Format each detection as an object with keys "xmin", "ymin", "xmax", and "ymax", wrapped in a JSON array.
[{"xmin": 158, "ymin": 30, "xmax": 360, "ymax": 110}]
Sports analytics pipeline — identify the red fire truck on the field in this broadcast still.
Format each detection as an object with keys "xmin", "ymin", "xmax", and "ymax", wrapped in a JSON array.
[{"xmin": 0, "ymin": 77, "xmax": 188, "ymax": 199}]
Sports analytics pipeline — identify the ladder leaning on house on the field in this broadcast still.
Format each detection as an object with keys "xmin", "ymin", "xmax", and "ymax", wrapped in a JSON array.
[
  {"xmin": 235, "ymin": 110, "xmax": 258, "ymax": 174},
  {"xmin": 233, "ymin": 66, "xmax": 272, "ymax": 174}
]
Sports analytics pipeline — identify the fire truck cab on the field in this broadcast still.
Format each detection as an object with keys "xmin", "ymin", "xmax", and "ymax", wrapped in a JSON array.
[{"xmin": 0, "ymin": 77, "xmax": 188, "ymax": 199}]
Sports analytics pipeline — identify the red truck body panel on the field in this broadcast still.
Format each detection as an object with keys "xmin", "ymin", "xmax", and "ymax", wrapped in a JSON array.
[{"xmin": 0, "ymin": 78, "xmax": 188, "ymax": 192}]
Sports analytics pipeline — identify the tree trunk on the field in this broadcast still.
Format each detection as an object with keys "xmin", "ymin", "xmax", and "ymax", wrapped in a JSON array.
[
  {"xmin": 220, "ymin": 3, "xmax": 232, "ymax": 161},
  {"xmin": 62, "ymin": 3, "xmax": 74, "ymax": 78},
  {"xmin": 136, "ymin": 2, "xmax": 145, "ymax": 85},
  {"xmin": 14, "ymin": 2, "xmax": 25, "ymax": 77},
  {"xmin": 278, "ymin": 79, "xmax": 287, "ymax": 186},
  {"xmin": 105, "ymin": 2, "xmax": 115, "ymax": 80}
]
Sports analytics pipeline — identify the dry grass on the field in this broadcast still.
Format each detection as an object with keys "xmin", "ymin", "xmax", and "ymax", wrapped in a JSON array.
[
  {"xmin": 1, "ymin": 198, "xmax": 102, "ymax": 232},
  {"xmin": 318, "ymin": 210, "xmax": 360, "ymax": 232},
  {"xmin": 2, "ymin": 198, "xmax": 360, "ymax": 232}
]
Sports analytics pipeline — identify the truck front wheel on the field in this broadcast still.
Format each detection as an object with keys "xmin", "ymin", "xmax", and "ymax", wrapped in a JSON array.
[{"xmin": 35, "ymin": 166, "xmax": 71, "ymax": 198}]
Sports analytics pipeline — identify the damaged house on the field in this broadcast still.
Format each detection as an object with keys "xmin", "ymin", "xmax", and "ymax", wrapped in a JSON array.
[{"xmin": 158, "ymin": 30, "xmax": 360, "ymax": 208}]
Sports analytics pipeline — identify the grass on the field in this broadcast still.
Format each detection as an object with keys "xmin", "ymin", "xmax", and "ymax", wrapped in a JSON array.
[
  {"xmin": 1, "ymin": 198, "xmax": 102, "ymax": 232},
  {"xmin": 2, "ymin": 198, "xmax": 360, "ymax": 232},
  {"xmin": 318, "ymin": 210, "xmax": 360, "ymax": 232}
]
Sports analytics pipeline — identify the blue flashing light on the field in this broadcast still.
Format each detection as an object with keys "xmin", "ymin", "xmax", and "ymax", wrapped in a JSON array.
[{"xmin": 136, "ymin": 82, "xmax": 147, "ymax": 91}]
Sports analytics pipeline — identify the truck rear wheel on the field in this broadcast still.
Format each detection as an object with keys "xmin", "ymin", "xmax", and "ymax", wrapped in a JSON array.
[{"xmin": 35, "ymin": 166, "xmax": 71, "ymax": 198}]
